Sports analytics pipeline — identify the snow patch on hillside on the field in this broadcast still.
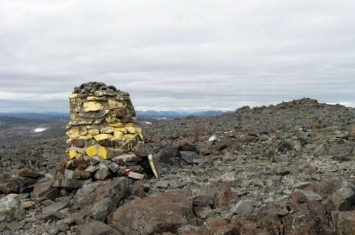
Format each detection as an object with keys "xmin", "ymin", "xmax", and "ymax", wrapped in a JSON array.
[{"xmin": 34, "ymin": 128, "xmax": 46, "ymax": 133}]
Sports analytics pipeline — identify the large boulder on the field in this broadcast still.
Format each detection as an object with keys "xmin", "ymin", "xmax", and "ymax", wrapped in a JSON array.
[
  {"xmin": 107, "ymin": 189, "xmax": 197, "ymax": 235},
  {"xmin": 74, "ymin": 178, "xmax": 130, "ymax": 222}
]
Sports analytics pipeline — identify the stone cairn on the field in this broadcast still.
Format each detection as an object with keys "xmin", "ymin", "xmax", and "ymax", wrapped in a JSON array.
[{"xmin": 64, "ymin": 81, "xmax": 149, "ymax": 180}]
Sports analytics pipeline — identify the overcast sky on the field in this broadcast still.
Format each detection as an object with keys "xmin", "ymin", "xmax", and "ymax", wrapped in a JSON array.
[{"xmin": 1, "ymin": 0, "xmax": 354, "ymax": 112}]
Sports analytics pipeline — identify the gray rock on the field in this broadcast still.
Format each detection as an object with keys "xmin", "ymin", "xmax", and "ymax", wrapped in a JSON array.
[
  {"xmin": 329, "ymin": 187, "xmax": 355, "ymax": 211},
  {"xmin": 5, "ymin": 220, "xmax": 25, "ymax": 231},
  {"xmin": 156, "ymin": 146, "xmax": 181, "ymax": 165},
  {"xmin": 230, "ymin": 199, "xmax": 254, "ymax": 215},
  {"xmin": 180, "ymin": 151, "xmax": 200, "ymax": 164},
  {"xmin": 56, "ymin": 220, "xmax": 70, "ymax": 232},
  {"xmin": 94, "ymin": 168, "xmax": 112, "ymax": 180},
  {"xmin": 193, "ymin": 206, "xmax": 212, "ymax": 219},
  {"xmin": 206, "ymin": 167, "xmax": 223, "ymax": 178},
  {"xmin": 177, "ymin": 225, "xmax": 201, "ymax": 234},
  {"xmin": 0, "ymin": 195, "xmax": 24, "ymax": 222},
  {"xmin": 214, "ymin": 227, "xmax": 233, "ymax": 235},
  {"xmin": 277, "ymin": 140, "xmax": 293, "ymax": 153},
  {"xmin": 64, "ymin": 169, "xmax": 74, "ymax": 179},
  {"xmin": 156, "ymin": 181, "xmax": 169, "ymax": 189},
  {"xmin": 298, "ymin": 190, "xmax": 323, "ymax": 203},
  {"xmin": 104, "ymin": 161, "xmax": 120, "ymax": 173},
  {"xmin": 53, "ymin": 178, "xmax": 81, "ymax": 189},
  {"xmin": 85, "ymin": 165, "xmax": 100, "ymax": 173},
  {"xmin": 42, "ymin": 199, "xmax": 70, "ymax": 216},
  {"xmin": 74, "ymin": 178, "xmax": 130, "ymax": 223},
  {"xmin": 220, "ymin": 210, "xmax": 234, "ymax": 221},
  {"xmin": 32, "ymin": 181, "xmax": 59, "ymax": 202},
  {"xmin": 90, "ymin": 197, "xmax": 117, "ymax": 222}
]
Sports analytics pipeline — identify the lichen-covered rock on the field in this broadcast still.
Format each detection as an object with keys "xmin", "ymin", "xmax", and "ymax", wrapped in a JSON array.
[{"xmin": 0, "ymin": 194, "xmax": 25, "ymax": 222}]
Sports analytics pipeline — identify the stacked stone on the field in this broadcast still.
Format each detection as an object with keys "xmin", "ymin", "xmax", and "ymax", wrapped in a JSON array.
[{"xmin": 65, "ymin": 81, "xmax": 148, "ymax": 180}]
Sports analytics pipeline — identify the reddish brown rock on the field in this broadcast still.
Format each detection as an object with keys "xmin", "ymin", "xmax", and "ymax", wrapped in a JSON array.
[
  {"xmin": 70, "ymin": 139, "xmax": 86, "ymax": 148},
  {"xmin": 202, "ymin": 217, "xmax": 230, "ymax": 235},
  {"xmin": 230, "ymin": 215, "xmax": 269, "ymax": 235},
  {"xmin": 32, "ymin": 181, "xmax": 59, "ymax": 202},
  {"xmin": 107, "ymin": 189, "xmax": 196, "ymax": 235},
  {"xmin": 312, "ymin": 121, "xmax": 326, "ymax": 129},
  {"xmin": 215, "ymin": 141, "xmax": 228, "ymax": 151},
  {"xmin": 72, "ymin": 158, "xmax": 89, "ymax": 170},
  {"xmin": 17, "ymin": 169, "xmax": 42, "ymax": 179},
  {"xmin": 349, "ymin": 126, "xmax": 355, "ymax": 138},
  {"xmin": 75, "ymin": 220, "xmax": 121, "ymax": 235},
  {"xmin": 205, "ymin": 184, "xmax": 237, "ymax": 209},
  {"xmin": 256, "ymin": 194, "xmax": 335, "ymax": 235},
  {"xmin": 199, "ymin": 148, "xmax": 211, "ymax": 156},
  {"xmin": 180, "ymin": 139, "xmax": 196, "ymax": 151},
  {"xmin": 333, "ymin": 211, "xmax": 355, "ymax": 235},
  {"xmin": 150, "ymin": 136, "xmax": 162, "ymax": 143},
  {"xmin": 73, "ymin": 170, "xmax": 91, "ymax": 179}
]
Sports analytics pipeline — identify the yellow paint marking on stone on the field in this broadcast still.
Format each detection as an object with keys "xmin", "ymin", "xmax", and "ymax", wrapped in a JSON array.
[
  {"xmin": 108, "ymin": 122, "xmax": 123, "ymax": 128},
  {"xmin": 86, "ymin": 145, "xmax": 97, "ymax": 157},
  {"xmin": 79, "ymin": 130, "xmax": 88, "ymax": 135},
  {"xmin": 70, "ymin": 113, "xmax": 78, "ymax": 120},
  {"xmin": 87, "ymin": 96, "xmax": 107, "ymax": 101},
  {"xmin": 98, "ymin": 146, "xmax": 108, "ymax": 160},
  {"xmin": 123, "ymin": 134, "xmax": 136, "ymax": 140},
  {"xmin": 135, "ymin": 127, "xmax": 143, "ymax": 140},
  {"xmin": 70, "ymin": 134, "xmax": 80, "ymax": 139},
  {"xmin": 94, "ymin": 134, "xmax": 113, "ymax": 141},
  {"xmin": 68, "ymin": 128, "xmax": 80, "ymax": 135},
  {"xmin": 113, "ymin": 131, "xmax": 124, "ymax": 140},
  {"xmin": 126, "ymin": 127, "xmax": 136, "ymax": 134},
  {"xmin": 108, "ymin": 99, "xmax": 125, "ymax": 109},
  {"xmin": 85, "ymin": 145, "xmax": 108, "ymax": 159},
  {"xmin": 88, "ymin": 129, "xmax": 100, "ymax": 136},
  {"xmin": 78, "ymin": 134, "xmax": 92, "ymax": 139},
  {"xmin": 68, "ymin": 94, "xmax": 79, "ymax": 99},
  {"xmin": 69, "ymin": 149, "xmax": 77, "ymax": 159},
  {"xmin": 83, "ymin": 102, "xmax": 103, "ymax": 112},
  {"xmin": 100, "ymin": 127, "xmax": 115, "ymax": 134},
  {"xmin": 113, "ymin": 127, "xmax": 126, "ymax": 134}
]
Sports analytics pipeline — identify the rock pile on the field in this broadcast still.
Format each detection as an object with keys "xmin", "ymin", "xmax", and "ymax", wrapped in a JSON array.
[{"xmin": 64, "ymin": 82, "xmax": 148, "ymax": 180}]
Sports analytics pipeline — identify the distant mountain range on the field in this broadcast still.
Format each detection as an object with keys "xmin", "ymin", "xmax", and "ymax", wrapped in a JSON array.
[
  {"xmin": 0, "ymin": 112, "xmax": 69, "ymax": 125},
  {"xmin": 136, "ymin": 110, "xmax": 231, "ymax": 119},
  {"xmin": 0, "ymin": 110, "xmax": 231, "ymax": 125}
]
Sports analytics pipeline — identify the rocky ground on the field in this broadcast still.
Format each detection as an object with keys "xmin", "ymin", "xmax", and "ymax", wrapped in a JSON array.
[{"xmin": 1, "ymin": 98, "xmax": 355, "ymax": 235}]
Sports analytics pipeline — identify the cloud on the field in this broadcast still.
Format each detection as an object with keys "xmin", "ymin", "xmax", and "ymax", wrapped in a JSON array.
[{"xmin": 0, "ymin": 0, "xmax": 354, "ymax": 112}]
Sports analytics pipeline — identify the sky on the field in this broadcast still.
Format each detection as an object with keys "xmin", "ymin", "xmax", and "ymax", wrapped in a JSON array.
[{"xmin": 1, "ymin": 0, "xmax": 355, "ymax": 112}]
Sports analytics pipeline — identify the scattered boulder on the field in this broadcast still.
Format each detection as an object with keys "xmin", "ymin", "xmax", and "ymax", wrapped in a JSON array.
[
  {"xmin": 107, "ymin": 189, "xmax": 196, "ymax": 235},
  {"xmin": 74, "ymin": 178, "xmax": 130, "ymax": 222}
]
